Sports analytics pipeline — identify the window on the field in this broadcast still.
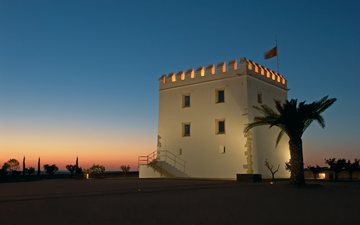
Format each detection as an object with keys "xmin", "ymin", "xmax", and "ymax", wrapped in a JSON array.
[
  {"xmin": 216, "ymin": 90, "xmax": 225, "ymax": 103},
  {"xmin": 216, "ymin": 120, "xmax": 225, "ymax": 134},
  {"xmin": 182, "ymin": 95, "xmax": 190, "ymax": 108},
  {"xmin": 182, "ymin": 123, "xmax": 191, "ymax": 137},
  {"xmin": 257, "ymin": 93, "xmax": 262, "ymax": 104}
]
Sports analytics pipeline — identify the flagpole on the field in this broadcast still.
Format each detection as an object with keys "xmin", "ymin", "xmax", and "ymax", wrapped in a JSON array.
[{"xmin": 276, "ymin": 38, "xmax": 279, "ymax": 73}]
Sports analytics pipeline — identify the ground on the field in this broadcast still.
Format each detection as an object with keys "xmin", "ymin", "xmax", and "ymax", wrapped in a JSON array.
[{"xmin": 0, "ymin": 178, "xmax": 359, "ymax": 225}]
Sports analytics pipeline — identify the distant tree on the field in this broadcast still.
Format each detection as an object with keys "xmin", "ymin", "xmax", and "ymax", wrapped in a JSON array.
[
  {"xmin": 74, "ymin": 157, "xmax": 83, "ymax": 176},
  {"xmin": 89, "ymin": 164, "xmax": 105, "ymax": 175},
  {"xmin": 344, "ymin": 159, "xmax": 360, "ymax": 181},
  {"xmin": 25, "ymin": 167, "xmax": 35, "ymax": 176},
  {"xmin": 264, "ymin": 159, "xmax": 280, "ymax": 181},
  {"xmin": 22, "ymin": 156, "xmax": 26, "ymax": 176},
  {"xmin": 43, "ymin": 164, "xmax": 59, "ymax": 176},
  {"xmin": 325, "ymin": 158, "xmax": 347, "ymax": 181},
  {"xmin": 7, "ymin": 159, "xmax": 20, "ymax": 175},
  {"xmin": 307, "ymin": 165, "xmax": 322, "ymax": 180},
  {"xmin": 121, "ymin": 165, "xmax": 131, "ymax": 176},
  {"xmin": 75, "ymin": 166, "xmax": 83, "ymax": 176},
  {"xmin": 0, "ymin": 163, "xmax": 10, "ymax": 176},
  {"xmin": 37, "ymin": 157, "xmax": 41, "ymax": 176},
  {"xmin": 66, "ymin": 164, "xmax": 76, "ymax": 176}
]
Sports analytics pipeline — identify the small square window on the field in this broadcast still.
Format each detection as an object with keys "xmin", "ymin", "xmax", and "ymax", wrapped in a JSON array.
[
  {"xmin": 182, "ymin": 123, "xmax": 191, "ymax": 137},
  {"xmin": 216, "ymin": 90, "xmax": 225, "ymax": 103},
  {"xmin": 257, "ymin": 93, "xmax": 262, "ymax": 104},
  {"xmin": 217, "ymin": 120, "xmax": 225, "ymax": 134},
  {"xmin": 183, "ymin": 95, "xmax": 190, "ymax": 108},
  {"xmin": 218, "ymin": 145, "xmax": 226, "ymax": 154}
]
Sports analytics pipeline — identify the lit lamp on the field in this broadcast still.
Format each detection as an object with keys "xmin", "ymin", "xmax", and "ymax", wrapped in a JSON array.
[{"xmin": 318, "ymin": 173, "xmax": 326, "ymax": 179}]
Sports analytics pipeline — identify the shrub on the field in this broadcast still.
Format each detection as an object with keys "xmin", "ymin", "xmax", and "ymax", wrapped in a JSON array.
[{"xmin": 43, "ymin": 164, "xmax": 59, "ymax": 176}]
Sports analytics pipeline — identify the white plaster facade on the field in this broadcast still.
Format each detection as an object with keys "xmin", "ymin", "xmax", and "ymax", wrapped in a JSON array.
[{"xmin": 139, "ymin": 58, "xmax": 290, "ymax": 179}]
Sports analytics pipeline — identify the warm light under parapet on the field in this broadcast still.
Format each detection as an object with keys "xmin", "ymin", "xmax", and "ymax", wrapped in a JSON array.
[{"xmin": 159, "ymin": 58, "xmax": 286, "ymax": 90}]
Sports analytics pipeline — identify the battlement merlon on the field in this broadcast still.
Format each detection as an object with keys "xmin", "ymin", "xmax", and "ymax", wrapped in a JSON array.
[{"xmin": 159, "ymin": 57, "xmax": 287, "ymax": 90}]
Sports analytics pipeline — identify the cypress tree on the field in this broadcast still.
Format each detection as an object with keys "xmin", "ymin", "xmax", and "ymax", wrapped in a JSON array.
[
  {"xmin": 37, "ymin": 157, "xmax": 41, "ymax": 176},
  {"xmin": 75, "ymin": 156, "xmax": 80, "ymax": 175},
  {"xmin": 23, "ymin": 156, "xmax": 26, "ymax": 176}
]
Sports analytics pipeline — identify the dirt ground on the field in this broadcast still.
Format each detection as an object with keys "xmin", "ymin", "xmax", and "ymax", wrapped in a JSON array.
[{"xmin": 0, "ymin": 178, "xmax": 359, "ymax": 225}]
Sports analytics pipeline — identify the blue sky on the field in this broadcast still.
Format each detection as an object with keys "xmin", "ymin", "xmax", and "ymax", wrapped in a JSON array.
[{"xmin": 0, "ymin": 0, "xmax": 359, "ymax": 168}]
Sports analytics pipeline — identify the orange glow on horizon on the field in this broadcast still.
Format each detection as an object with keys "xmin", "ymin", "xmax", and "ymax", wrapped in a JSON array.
[{"xmin": 0, "ymin": 129, "xmax": 156, "ymax": 171}]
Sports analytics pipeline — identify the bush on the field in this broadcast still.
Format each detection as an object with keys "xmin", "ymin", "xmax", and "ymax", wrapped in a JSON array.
[
  {"xmin": 25, "ymin": 167, "xmax": 35, "ymax": 175},
  {"xmin": 89, "ymin": 164, "xmax": 105, "ymax": 175},
  {"xmin": 121, "ymin": 165, "xmax": 130, "ymax": 176},
  {"xmin": 43, "ymin": 164, "xmax": 59, "ymax": 176}
]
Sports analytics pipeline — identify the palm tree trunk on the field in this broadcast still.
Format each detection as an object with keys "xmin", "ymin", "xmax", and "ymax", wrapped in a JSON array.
[{"xmin": 289, "ymin": 138, "xmax": 305, "ymax": 185}]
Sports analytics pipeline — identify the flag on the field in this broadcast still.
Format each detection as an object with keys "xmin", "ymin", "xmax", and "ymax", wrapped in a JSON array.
[{"xmin": 264, "ymin": 46, "xmax": 277, "ymax": 59}]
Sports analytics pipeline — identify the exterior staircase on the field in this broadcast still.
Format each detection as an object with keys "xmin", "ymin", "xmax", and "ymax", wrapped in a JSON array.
[{"xmin": 139, "ymin": 150, "xmax": 188, "ymax": 178}]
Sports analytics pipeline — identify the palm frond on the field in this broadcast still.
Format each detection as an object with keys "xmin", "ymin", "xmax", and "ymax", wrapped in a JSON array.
[
  {"xmin": 275, "ymin": 130, "xmax": 285, "ymax": 147},
  {"xmin": 244, "ymin": 120, "xmax": 274, "ymax": 133},
  {"xmin": 244, "ymin": 96, "xmax": 336, "ymax": 142},
  {"xmin": 300, "ymin": 96, "xmax": 336, "ymax": 133},
  {"xmin": 317, "ymin": 96, "xmax": 337, "ymax": 113},
  {"xmin": 315, "ymin": 114, "xmax": 325, "ymax": 128},
  {"xmin": 254, "ymin": 104, "xmax": 278, "ymax": 117},
  {"xmin": 274, "ymin": 100, "xmax": 284, "ymax": 114}
]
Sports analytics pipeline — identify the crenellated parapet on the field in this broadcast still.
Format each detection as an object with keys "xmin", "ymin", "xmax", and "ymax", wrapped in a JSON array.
[
  {"xmin": 159, "ymin": 57, "xmax": 287, "ymax": 90},
  {"xmin": 242, "ymin": 58, "xmax": 286, "ymax": 87}
]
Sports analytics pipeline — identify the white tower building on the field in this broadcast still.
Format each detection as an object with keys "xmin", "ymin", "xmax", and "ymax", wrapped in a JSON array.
[{"xmin": 139, "ymin": 57, "xmax": 290, "ymax": 179}]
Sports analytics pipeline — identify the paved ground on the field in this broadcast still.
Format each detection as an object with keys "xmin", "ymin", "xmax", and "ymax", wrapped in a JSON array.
[{"xmin": 0, "ymin": 178, "xmax": 359, "ymax": 225}]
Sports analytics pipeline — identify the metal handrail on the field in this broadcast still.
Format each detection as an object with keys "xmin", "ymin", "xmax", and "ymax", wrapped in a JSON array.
[
  {"xmin": 157, "ymin": 150, "xmax": 186, "ymax": 172},
  {"xmin": 138, "ymin": 150, "xmax": 157, "ymax": 165},
  {"xmin": 138, "ymin": 150, "xmax": 186, "ymax": 172}
]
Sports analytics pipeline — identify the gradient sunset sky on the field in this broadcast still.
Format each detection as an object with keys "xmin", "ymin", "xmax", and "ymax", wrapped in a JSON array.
[{"xmin": 1, "ymin": 0, "xmax": 359, "ymax": 170}]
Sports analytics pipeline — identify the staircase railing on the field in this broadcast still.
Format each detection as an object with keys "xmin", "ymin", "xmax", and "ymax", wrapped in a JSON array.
[
  {"xmin": 138, "ymin": 151, "xmax": 157, "ymax": 165},
  {"xmin": 138, "ymin": 150, "xmax": 186, "ymax": 173}
]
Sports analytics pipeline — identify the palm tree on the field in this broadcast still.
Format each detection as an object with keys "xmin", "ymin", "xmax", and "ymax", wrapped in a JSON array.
[{"xmin": 244, "ymin": 96, "xmax": 336, "ymax": 185}]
